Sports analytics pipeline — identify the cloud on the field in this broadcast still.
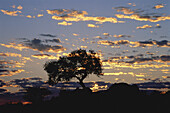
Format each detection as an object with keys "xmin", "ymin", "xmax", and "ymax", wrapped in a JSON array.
[
  {"xmin": 115, "ymin": 14, "xmax": 170, "ymax": 22},
  {"xmin": 45, "ymin": 39, "xmax": 61, "ymax": 43},
  {"xmin": 31, "ymin": 54, "xmax": 59, "ymax": 59},
  {"xmin": 103, "ymin": 33, "xmax": 110, "ymax": 36},
  {"xmin": 58, "ymin": 21, "xmax": 72, "ymax": 26},
  {"xmin": 26, "ymin": 15, "xmax": 33, "ymax": 18},
  {"xmin": 47, "ymin": 9, "xmax": 120, "ymax": 24},
  {"xmin": 0, "ymin": 10, "xmax": 21, "ymax": 16},
  {"xmin": 40, "ymin": 34, "xmax": 57, "ymax": 38},
  {"xmin": 113, "ymin": 5, "xmax": 170, "ymax": 22},
  {"xmin": 0, "ymin": 39, "xmax": 66, "ymax": 53},
  {"xmin": 37, "ymin": 14, "xmax": 43, "ymax": 17},
  {"xmin": 127, "ymin": 3, "xmax": 136, "ymax": 7},
  {"xmin": 113, "ymin": 6, "xmax": 144, "ymax": 14},
  {"xmin": 0, "ymin": 52, "xmax": 22, "ymax": 57},
  {"xmin": 153, "ymin": 4, "xmax": 165, "ymax": 9},
  {"xmin": 113, "ymin": 34, "xmax": 133, "ymax": 38},
  {"xmin": 24, "ymin": 38, "xmax": 66, "ymax": 53},
  {"xmin": 94, "ymin": 36, "xmax": 103, "ymax": 39},
  {"xmin": 87, "ymin": 24, "xmax": 99, "ymax": 28},
  {"xmin": 0, "ymin": 80, "xmax": 6, "ymax": 87},
  {"xmin": 72, "ymin": 33, "xmax": 79, "ymax": 36},
  {"xmin": 136, "ymin": 24, "xmax": 161, "ymax": 29},
  {"xmin": 0, "ymin": 69, "xmax": 25, "ymax": 77},
  {"xmin": 136, "ymin": 24, "xmax": 153, "ymax": 29},
  {"xmin": 17, "ymin": 5, "xmax": 23, "ymax": 10},
  {"xmin": 113, "ymin": 7, "xmax": 136, "ymax": 14},
  {"xmin": 160, "ymin": 55, "xmax": 170, "ymax": 62},
  {"xmin": 98, "ymin": 40, "xmax": 130, "ymax": 46}
]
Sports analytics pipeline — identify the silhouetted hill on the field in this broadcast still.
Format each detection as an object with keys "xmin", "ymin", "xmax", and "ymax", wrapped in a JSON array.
[{"xmin": 0, "ymin": 83, "xmax": 169, "ymax": 113}]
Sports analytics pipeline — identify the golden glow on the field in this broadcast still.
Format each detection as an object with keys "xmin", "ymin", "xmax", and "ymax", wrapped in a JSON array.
[
  {"xmin": 90, "ymin": 83, "xmax": 99, "ymax": 92},
  {"xmin": 90, "ymin": 83, "xmax": 108, "ymax": 92}
]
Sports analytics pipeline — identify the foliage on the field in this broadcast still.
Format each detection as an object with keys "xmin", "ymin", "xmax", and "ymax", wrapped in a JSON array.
[{"xmin": 44, "ymin": 49, "xmax": 103, "ymax": 88}]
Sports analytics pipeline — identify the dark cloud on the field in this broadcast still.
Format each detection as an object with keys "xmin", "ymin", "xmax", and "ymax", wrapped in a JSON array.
[
  {"xmin": 24, "ymin": 38, "xmax": 66, "ymax": 53},
  {"xmin": 113, "ymin": 6, "xmax": 144, "ymax": 14},
  {"xmin": 160, "ymin": 55, "xmax": 170, "ymax": 62},
  {"xmin": 114, "ymin": 34, "xmax": 133, "ymax": 38},
  {"xmin": 40, "ymin": 34, "xmax": 57, "ymax": 38},
  {"xmin": 0, "ymin": 80, "xmax": 6, "ymax": 87},
  {"xmin": 0, "ymin": 89, "xmax": 7, "ymax": 93},
  {"xmin": 0, "ymin": 69, "xmax": 9, "ymax": 73},
  {"xmin": 155, "ymin": 40, "xmax": 169, "ymax": 47},
  {"xmin": 107, "ymin": 54, "xmax": 170, "ymax": 64},
  {"xmin": 45, "ymin": 39, "xmax": 61, "ymax": 43},
  {"xmin": 136, "ymin": 81, "xmax": 170, "ymax": 89}
]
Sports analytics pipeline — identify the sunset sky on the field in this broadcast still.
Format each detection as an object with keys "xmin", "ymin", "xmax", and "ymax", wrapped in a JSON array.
[{"xmin": 0, "ymin": 0, "xmax": 170, "ymax": 103}]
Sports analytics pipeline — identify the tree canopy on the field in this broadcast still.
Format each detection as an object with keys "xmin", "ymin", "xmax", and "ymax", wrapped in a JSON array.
[{"xmin": 44, "ymin": 49, "xmax": 103, "ymax": 88}]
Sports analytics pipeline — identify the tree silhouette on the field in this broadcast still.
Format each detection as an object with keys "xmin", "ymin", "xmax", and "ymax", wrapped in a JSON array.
[{"xmin": 44, "ymin": 49, "xmax": 103, "ymax": 88}]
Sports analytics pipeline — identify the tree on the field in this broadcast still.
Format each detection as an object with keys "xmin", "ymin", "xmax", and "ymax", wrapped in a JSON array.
[{"xmin": 44, "ymin": 49, "xmax": 103, "ymax": 89}]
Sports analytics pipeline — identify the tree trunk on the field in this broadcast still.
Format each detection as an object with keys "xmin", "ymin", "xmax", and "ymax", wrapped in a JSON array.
[{"xmin": 79, "ymin": 80, "xmax": 86, "ymax": 89}]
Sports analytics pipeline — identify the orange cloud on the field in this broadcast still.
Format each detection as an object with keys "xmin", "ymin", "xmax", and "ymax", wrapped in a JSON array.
[
  {"xmin": 113, "ymin": 34, "xmax": 133, "ymax": 38},
  {"xmin": 136, "ymin": 24, "xmax": 153, "ymax": 29},
  {"xmin": 114, "ymin": 7, "xmax": 135, "ymax": 14},
  {"xmin": 103, "ymin": 33, "xmax": 110, "ymax": 36},
  {"xmin": 153, "ymin": 4, "xmax": 165, "ymax": 9},
  {"xmin": 58, "ymin": 21, "xmax": 72, "ymax": 26},
  {"xmin": 17, "ymin": 5, "xmax": 23, "ymax": 10},
  {"xmin": 104, "ymin": 72, "xmax": 135, "ymax": 76},
  {"xmin": 87, "ymin": 24, "xmax": 99, "ymax": 28},
  {"xmin": 0, "ymin": 69, "xmax": 25, "ymax": 77},
  {"xmin": 48, "ymin": 9, "xmax": 120, "ymax": 24},
  {"xmin": 0, "ymin": 52, "xmax": 22, "ymax": 57},
  {"xmin": 1, "ymin": 10, "xmax": 19, "ymax": 16},
  {"xmin": 52, "ymin": 15, "xmax": 119, "ymax": 23},
  {"xmin": 72, "ymin": 33, "xmax": 79, "ymax": 36},
  {"xmin": 37, "ymin": 14, "xmax": 43, "ymax": 17},
  {"xmin": 98, "ymin": 40, "xmax": 130, "ymax": 46},
  {"xmin": 26, "ymin": 15, "xmax": 32, "ymax": 18},
  {"xmin": 0, "ymin": 43, "xmax": 28, "ymax": 51},
  {"xmin": 80, "ymin": 46, "xmax": 88, "ymax": 49},
  {"xmin": 31, "ymin": 54, "xmax": 59, "ymax": 59}
]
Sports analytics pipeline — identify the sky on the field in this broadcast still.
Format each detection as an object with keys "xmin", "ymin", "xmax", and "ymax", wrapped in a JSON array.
[{"xmin": 0, "ymin": 0, "xmax": 170, "ymax": 104}]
